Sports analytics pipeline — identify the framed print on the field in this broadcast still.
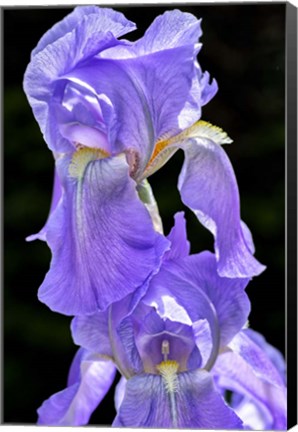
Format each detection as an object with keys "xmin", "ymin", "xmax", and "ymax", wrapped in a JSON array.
[{"xmin": 3, "ymin": 2, "xmax": 297, "ymax": 429}]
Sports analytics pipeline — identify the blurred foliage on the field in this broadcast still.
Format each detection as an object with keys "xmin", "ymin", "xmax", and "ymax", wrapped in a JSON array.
[{"xmin": 3, "ymin": 4, "xmax": 285, "ymax": 425}]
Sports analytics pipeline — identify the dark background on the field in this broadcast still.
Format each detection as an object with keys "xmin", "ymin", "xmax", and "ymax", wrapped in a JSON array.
[{"xmin": 3, "ymin": 3, "xmax": 285, "ymax": 425}]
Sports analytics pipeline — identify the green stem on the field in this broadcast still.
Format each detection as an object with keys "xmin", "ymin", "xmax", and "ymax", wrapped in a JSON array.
[{"xmin": 137, "ymin": 179, "xmax": 163, "ymax": 234}]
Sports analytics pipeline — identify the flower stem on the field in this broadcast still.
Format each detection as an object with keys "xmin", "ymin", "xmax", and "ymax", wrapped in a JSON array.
[{"xmin": 137, "ymin": 179, "xmax": 163, "ymax": 234}]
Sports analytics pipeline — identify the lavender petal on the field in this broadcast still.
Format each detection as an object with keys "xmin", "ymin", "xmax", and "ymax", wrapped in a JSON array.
[
  {"xmin": 165, "ymin": 251, "xmax": 251, "ymax": 347},
  {"xmin": 37, "ymin": 348, "xmax": 116, "ymax": 426},
  {"xmin": 113, "ymin": 369, "xmax": 242, "ymax": 428},
  {"xmin": 38, "ymin": 153, "xmax": 169, "ymax": 315},
  {"xmin": 178, "ymin": 138, "xmax": 266, "ymax": 278},
  {"xmin": 213, "ymin": 329, "xmax": 287, "ymax": 430},
  {"xmin": 165, "ymin": 211, "xmax": 190, "ymax": 261}
]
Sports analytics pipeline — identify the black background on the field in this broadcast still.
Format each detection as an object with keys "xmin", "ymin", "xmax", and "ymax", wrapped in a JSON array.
[{"xmin": 3, "ymin": 3, "xmax": 285, "ymax": 425}]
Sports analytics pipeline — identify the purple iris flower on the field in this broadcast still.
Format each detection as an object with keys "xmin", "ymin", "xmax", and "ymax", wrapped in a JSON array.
[
  {"xmin": 23, "ymin": 6, "xmax": 265, "ymax": 316},
  {"xmin": 36, "ymin": 213, "xmax": 284, "ymax": 428}
]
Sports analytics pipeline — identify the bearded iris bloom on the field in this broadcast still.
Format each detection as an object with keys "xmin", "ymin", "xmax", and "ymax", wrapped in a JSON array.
[
  {"xmin": 36, "ymin": 213, "xmax": 286, "ymax": 428},
  {"xmin": 23, "ymin": 6, "xmax": 265, "ymax": 316}
]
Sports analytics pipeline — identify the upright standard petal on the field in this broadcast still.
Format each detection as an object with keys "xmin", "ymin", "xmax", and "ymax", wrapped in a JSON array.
[
  {"xmin": 113, "ymin": 369, "xmax": 242, "ymax": 428},
  {"xmin": 65, "ymin": 43, "xmax": 200, "ymax": 177},
  {"xmin": 38, "ymin": 152, "xmax": 169, "ymax": 315},
  {"xmin": 23, "ymin": 6, "xmax": 136, "ymax": 152},
  {"xmin": 31, "ymin": 6, "xmax": 136, "ymax": 58},
  {"xmin": 134, "ymin": 9, "xmax": 202, "ymax": 54},
  {"xmin": 165, "ymin": 251, "xmax": 251, "ymax": 347},
  {"xmin": 213, "ymin": 330, "xmax": 287, "ymax": 430},
  {"xmin": 101, "ymin": 9, "xmax": 202, "ymax": 60},
  {"xmin": 37, "ymin": 348, "xmax": 116, "ymax": 426},
  {"xmin": 165, "ymin": 211, "xmax": 190, "ymax": 261},
  {"xmin": 101, "ymin": 9, "xmax": 216, "ymax": 131}
]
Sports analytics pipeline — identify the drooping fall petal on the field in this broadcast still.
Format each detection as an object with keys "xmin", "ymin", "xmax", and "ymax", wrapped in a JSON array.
[{"xmin": 38, "ymin": 152, "xmax": 169, "ymax": 315}]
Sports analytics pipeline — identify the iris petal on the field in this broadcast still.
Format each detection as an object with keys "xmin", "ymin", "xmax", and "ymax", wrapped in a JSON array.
[
  {"xmin": 37, "ymin": 348, "xmax": 116, "ymax": 426},
  {"xmin": 101, "ymin": 8, "xmax": 213, "ymax": 135},
  {"xmin": 71, "ymin": 311, "xmax": 112, "ymax": 358},
  {"xmin": 70, "ymin": 288, "xmax": 151, "ymax": 379},
  {"xmin": 143, "ymin": 120, "xmax": 265, "ymax": 278},
  {"xmin": 197, "ymin": 67, "xmax": 218, "ymax": 106},
  {"xmin": 113, "ymin": 369, "xmax": 242, "ymax": 428},
  {"xmin": 213, "ymin": 329, "xmax": 287, "ymax": 430},
  {"xmin": 165, "ymin": 211, "xmax": 190, "ymax": 261},
  {"xmin": 165, "ymin": 251, "xmax": 251, "ymax": 347},
  {"xmin": 23, "ymin": 7, "xmax": 136, "ymax": 152},
  {"xmin": 108, "ymin": 287, "xmax": 155, "ymax": 378},
  {"xmin": 31, "ymin": 6, "xmax": 136, "ymax": 58},
  {"xmin": 38, "ymin": 153, "xmax": 169, "ymax": 315},
  {"xmin": 101, "ymin": 9, "xmax": 216, "ymax": 132},
  {"xmin": 134, "ymin": 9, "xmax": 202, "ymax": 54},
  {"xmin": 178, "ymin": 137, "xmax": 266, "ymax": 278},
  {"xmin": 244, "ymin": 328, "xmax": 286, "ymax": 383}
]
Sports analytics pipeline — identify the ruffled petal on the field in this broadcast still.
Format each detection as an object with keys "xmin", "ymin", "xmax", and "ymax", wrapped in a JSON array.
[
  {"xmin": 113, "ymin": 369, "xmax": 242, "ymax": 428},
  {"xmin": 178, "ymin": 136, "xmax": 266, "ymax": 278},
  {"xmin": 26, "ymin": 167, "xmax": 62, "ymax": 242},
  {"xmin": 134, "ymin": 9, "xmax": 202, "ymax": 54},
  {"xmin": 101, "ymin": 9, "xmax": 203, "ymax": 62},
  {"xmin": 37, "ymin": 348, "xmax": 116, "ymax": 426},
  {"xmin": 31, "ymin": 6, "xmax": 136, "ymax": 58},
  {"xmin": 165, "ymin": 211, "xmax": 190, "ymax": 261},
  {"xmin": 165, "ymin": 251, "xmax": 251, "ymax": 346},
  {"xmin": 23, "ymin": 7, "xmax": 135, "ymax": 152},
  {"xmin": 38, "ymin": 153, "xmax": 169, "ymax": 315},
  {"xmin": 101, "ymin": 9, "xmax": 216, "ymax": 128},
  {"xmin": 197, "ymin": 66, "xmax": 218, "ymax": 106},
  {"xmin": 213, "ymin": 329, "xmax": 287, "ymax": 430}
]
